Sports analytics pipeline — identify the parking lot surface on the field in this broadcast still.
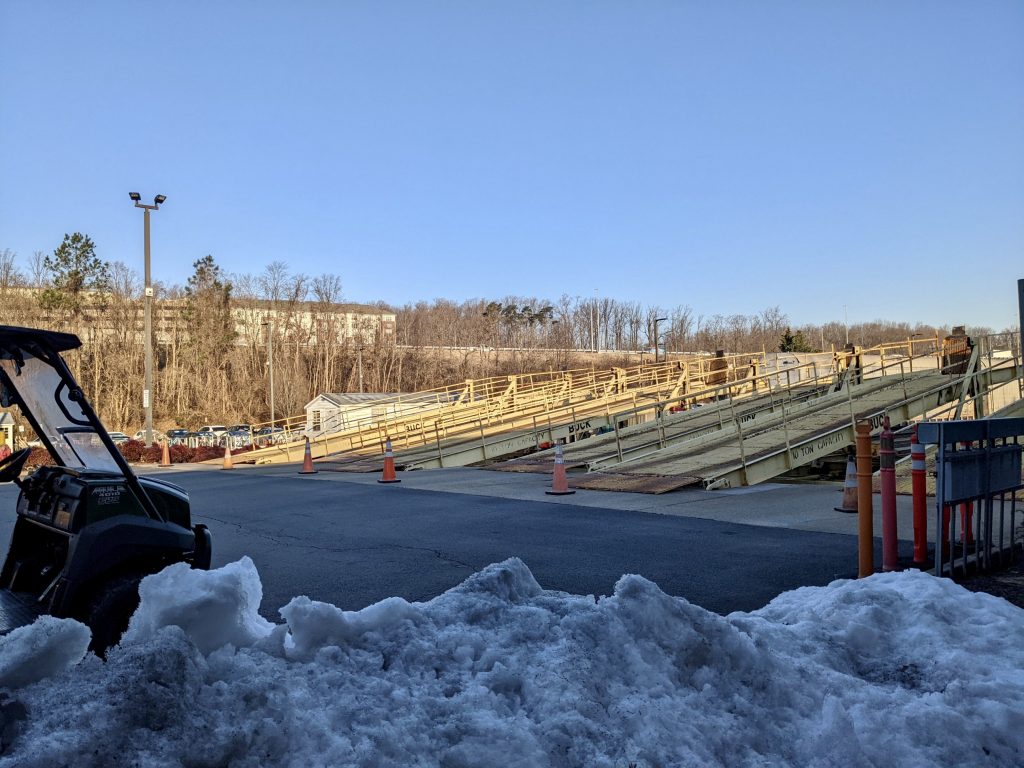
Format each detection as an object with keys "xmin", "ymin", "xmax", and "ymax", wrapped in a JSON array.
[{"xmin": 0, "ymin": 464, "xmax": 921, "ymax": 619}]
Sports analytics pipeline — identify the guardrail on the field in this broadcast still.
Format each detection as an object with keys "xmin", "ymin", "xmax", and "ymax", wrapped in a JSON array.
[{"xmin": 168, "ymin": 430, "xmax": 302, "ymax": 451}]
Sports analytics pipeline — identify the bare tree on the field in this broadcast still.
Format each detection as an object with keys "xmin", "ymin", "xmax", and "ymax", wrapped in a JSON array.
[
  {"xmin": 0, "ymin": 248, "xmax": 23, "ymax": 293},
  {"xmin": 28, "ymin": 250, "xmax": 48, "ymax": 288}
]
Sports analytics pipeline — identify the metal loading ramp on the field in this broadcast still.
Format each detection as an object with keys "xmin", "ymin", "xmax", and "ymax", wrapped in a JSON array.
[
  {"xmin": 224, "ymin": 335, "xmax": 1019, "ymax": 478},
  {"xmin": 493, "ymin": 376, "xmax": 840, "ymax": 475},
  {"xmin": 254, "ymin": 352, "xmax": 764, "ymax": 470},
  {"xmin": 488, "ymin": 355, "xmax": 1023, "ymax": 493},
  {"xmin": 313, "ymin": 355, "xmax": 823, "ymax": 475},
  {"xmin": 489, "ymin": 372, "xmax": 921, "ymax": 493}
]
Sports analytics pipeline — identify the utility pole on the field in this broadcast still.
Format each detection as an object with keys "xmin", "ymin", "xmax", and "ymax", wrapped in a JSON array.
[
  {"xmin": 590, "ymin": 295, "xmax": 596, "ymax": 352},
  {"xmin": 129, "ymin": 192, "xmax": 166, "ymax": 446},
  {"xmin": 653, "ymin": 317, "xmax": 667, "ymax": 363},
  {"xmin": 262, "ymin": 318, "xmax": 276, "ymax": 424},
  {"xmin": 1018, "ymin": 278, "xmax": 1023, "ymax": 359},
  {"xmin": 357, "ymin": 345, "xmax": 364, "ymax": 393}
]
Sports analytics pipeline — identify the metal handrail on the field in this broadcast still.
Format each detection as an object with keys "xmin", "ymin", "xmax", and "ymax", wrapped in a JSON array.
[
  {"xmin": 588, "ymin": 347, "xmax": 1020, "ymax": 476},
  {"xmin": 246, "ymin": 334, "xmax": 1021, "ymax": 466},
  {"xmin": 730, "ymin": 355, "xmax": 1022, "ymax": 476}
]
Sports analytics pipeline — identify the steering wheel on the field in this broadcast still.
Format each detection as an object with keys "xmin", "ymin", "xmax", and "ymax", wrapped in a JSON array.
[{"xmin": 0, "ymin": 447, "xmax": 31, "ymax": 484}]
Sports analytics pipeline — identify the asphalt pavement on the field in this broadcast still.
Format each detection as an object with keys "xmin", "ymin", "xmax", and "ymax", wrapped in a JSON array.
[
  {"xmin": 0, "ymin": 463, "xmax": 925, "ymax": 621},
  {"xmin": 146, "ymin": 463, "xmax": 922, "ymax": 619}
]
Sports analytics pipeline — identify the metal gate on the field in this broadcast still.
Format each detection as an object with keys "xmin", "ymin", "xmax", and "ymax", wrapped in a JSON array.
[{"xmin": 917, "ymin": 418, "xmax": 1023, "ymax": 577}]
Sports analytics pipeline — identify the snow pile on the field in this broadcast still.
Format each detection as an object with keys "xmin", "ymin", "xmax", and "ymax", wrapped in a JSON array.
[
  {"xmin": 0, "ymin": 617, "xmax": 89, "ymax": 690},
  {"xmin": 1, "ymin": 558, "xmax": 1023, "ymax": 767},
  {"xmin": 123, "ymin": 557, "xmax": 275, "ymax": 654}
]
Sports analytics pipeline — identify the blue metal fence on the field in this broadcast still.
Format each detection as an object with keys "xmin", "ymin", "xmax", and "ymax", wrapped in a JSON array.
[{"xmin": 917, "ymin": 418, "xmax": 1024, "ymax": 577}]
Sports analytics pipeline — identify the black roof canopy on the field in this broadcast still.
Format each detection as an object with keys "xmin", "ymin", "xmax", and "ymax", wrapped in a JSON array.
[{"xmin": 0, "ymin": 326, "xmax": 82, "ymax": 357}]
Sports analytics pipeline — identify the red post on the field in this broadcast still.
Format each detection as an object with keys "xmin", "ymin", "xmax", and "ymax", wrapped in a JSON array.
[
  {"xmin": 880, "ymin": 415, "xmax": 899, "ymax": 571},
  {"xmin": 960, "ymin": 501, "xmax": 975, "ymax": 545},
  {"xmin": 910, "ymin": 426, "xmax": 927, "ymax": 566},
  {"xmin": 942, "ymin": 505, "xmax": 951, "ymax": 560},
  {"xmin": 958, "ymin": 442, "xmax": 974, "ymax": 545},
  {"xmin": 856, "ymin": 422, "xmax": 874, "ymax": 577}
]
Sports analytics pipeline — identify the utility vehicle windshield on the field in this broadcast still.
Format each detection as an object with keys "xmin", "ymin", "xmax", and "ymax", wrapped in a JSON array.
[{"xmin": 0, "ymin": 329, "xmax": 122, "ymax": 474}]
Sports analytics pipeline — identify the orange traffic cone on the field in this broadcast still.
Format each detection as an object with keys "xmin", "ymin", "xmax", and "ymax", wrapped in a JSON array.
[
  {"xmin": 378, "ymin": 438, "xmax": 400, "ymax": 483},
  {"xmin": 834, "ymin": 447, "xmax": 857, "ymax": 513},
  {"xmin": 159, "ymin": 440, "xmax": 171, "ymax": 468},
  {"xmin": 222, "ymin": 442, "xmax": 234, "ymax": 470},
  {"xmin": 545, "ymin": 444, "xmax": 575, "ymax": 495},
  {"xmin": 299, "ymin": 437, "xmax": 318, "ymax": 475}
]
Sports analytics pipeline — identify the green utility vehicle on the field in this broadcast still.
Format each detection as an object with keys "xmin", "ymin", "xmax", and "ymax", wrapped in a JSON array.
[{"xmin": 0, "ymin": 326, "xmax": 211, "ymax": 651}]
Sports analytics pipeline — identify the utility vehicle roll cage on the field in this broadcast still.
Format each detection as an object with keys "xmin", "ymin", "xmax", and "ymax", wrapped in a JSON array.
[{"xmin": 0, "ymin": 325, "xmax": 165, "ymax": 523}]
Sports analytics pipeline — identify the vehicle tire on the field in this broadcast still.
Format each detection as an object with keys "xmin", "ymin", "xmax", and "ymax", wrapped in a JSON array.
[{"xmin": 83, "ymin": 574, "xmax": 142, "ymax": 656}]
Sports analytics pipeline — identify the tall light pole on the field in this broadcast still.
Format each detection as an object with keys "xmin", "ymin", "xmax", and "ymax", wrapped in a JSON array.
[
  {"xmin": 844, "ymin": 304, "xmax": 850, "ymax": 346},
  {"xmin": 590, "ymin": 295, "xmax": 596, "ymax": 352},
  {"xmin": 1017, "ymin": 278, "xmax": 1023, "ymax": 359},
  {"xmin": 594, "ymin": 289, "xmax": 600, "ymax": 353},
  {"xmin": 129, "ymin": 192, "xmax": 166, "ymax": 446},
  {"xmin": 653, "ymin": 317, "xmax": 667, "ymax": 363},
  {"xmin": 262, "ymin": 318, "xmax": 276, "ymax": 424},
  {"xmin": 356, "ymin": 344, "xmax": 364, "ymax": 393}
]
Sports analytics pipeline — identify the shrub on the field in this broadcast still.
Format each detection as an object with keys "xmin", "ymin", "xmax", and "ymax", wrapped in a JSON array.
[
  {"xmin": 140, "ymin": 444, "xmax": 163, "ymax": 463},
  {"xmin": 35, "ymin": 440, "xmax": 257, "ymax": 467},
  {"xmin": 169, "ymin": 444, "xmax": 192, "ymax": 464},
  {"xmin": 190, "ymin": 446, "xmax": 224, "ymax": 463},
  {"xmin": 118, "ymin": 439, "xmax": 145, "ymax": 463},
  {"xmin": 26, "ymin": 447, "xmax": 54, "ymax": 469}
]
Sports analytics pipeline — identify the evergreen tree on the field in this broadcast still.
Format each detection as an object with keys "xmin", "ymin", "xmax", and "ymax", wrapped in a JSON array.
[
  {"xmin": 38, "ymin": 233, "xmax": 111, "ymax": 316},
  {"xmin": 180, "ymin": 255, "xmax": 237, "ymax": 421},
  {"xmin": 779, "ymin": 327, "xmax": 815, "ymax": 353},
  {"xmin": 184, "ymin": 255, "xmax": 235, "ymax": 352}
]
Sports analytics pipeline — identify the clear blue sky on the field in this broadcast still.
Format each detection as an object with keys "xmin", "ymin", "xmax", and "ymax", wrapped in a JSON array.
[{"xmin": 2, "ymin": 1, "xmax": 1022, "ymax": 330}]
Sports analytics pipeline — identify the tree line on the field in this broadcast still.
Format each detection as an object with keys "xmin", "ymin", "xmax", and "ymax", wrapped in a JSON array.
[{"xmin": 0, "ymin": 238, "xmax": 1007, "ymax": 433}]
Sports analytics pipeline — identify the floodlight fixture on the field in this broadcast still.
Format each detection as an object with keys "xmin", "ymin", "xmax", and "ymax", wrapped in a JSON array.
[
  {"xmin": 129, "ymin": 192, "xmax": 142, "ymax": 202},
  {"xmin": 154, "ymin": 194, "xmax": 166, "ymax": 205}
]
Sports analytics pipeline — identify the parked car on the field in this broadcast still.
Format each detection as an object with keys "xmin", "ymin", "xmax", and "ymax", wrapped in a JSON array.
[
  {"xmin": 107, "ymin": 432, "xmax": 130, "ymax": 444},
  {"xmin": 132, "ymin": 429, "xmax": 166, "ymax": 443},
  {"xmin": 166, "ymin": 428, "xmax": 190, "ymax": 441},
  {"xmin": 196, "ymin": 425, "xmax": 228, "ymax": 437},
  {"xmin": 254, "ymin": 426, "xmax": 285, "ymax": 446}
]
